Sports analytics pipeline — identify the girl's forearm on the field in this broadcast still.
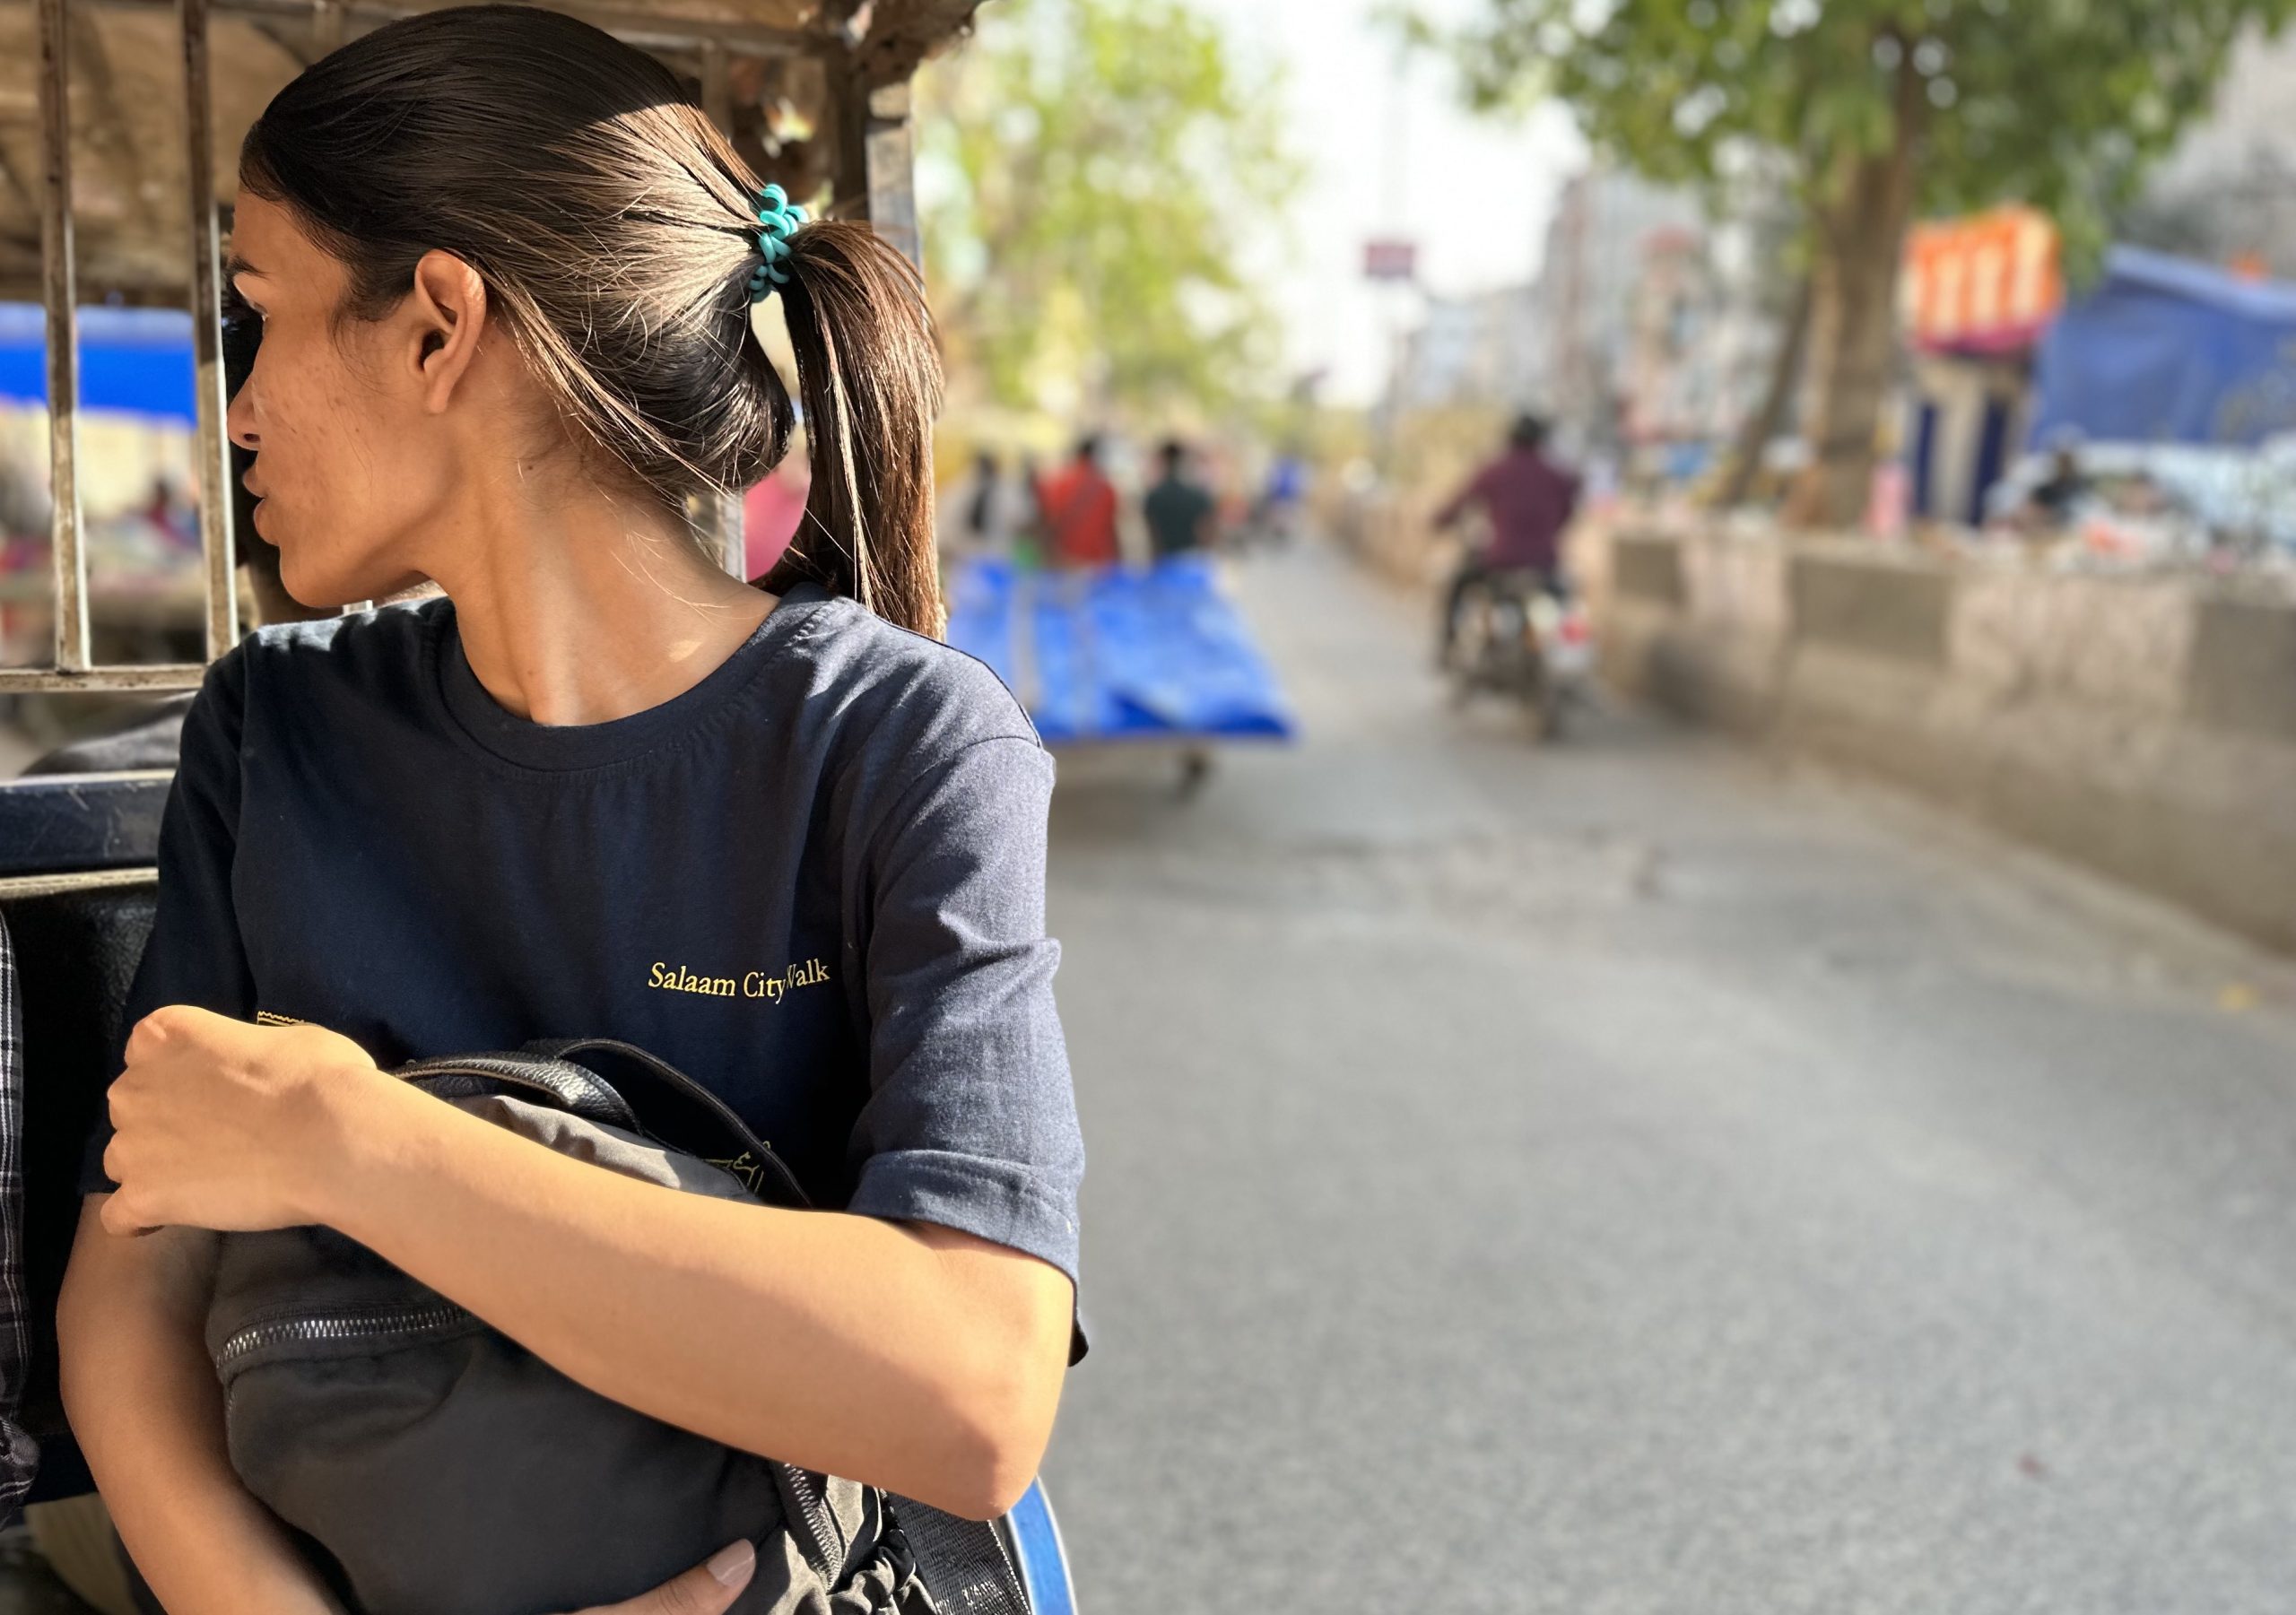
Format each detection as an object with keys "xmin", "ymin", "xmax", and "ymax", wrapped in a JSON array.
[
  {"xmin": 315, "ymin": 1077, "xmax": 1067, "ymax": 1519},
  {"xmin": 57, "ymin": 1205, "xmax": 344, "ymax": 1615}
]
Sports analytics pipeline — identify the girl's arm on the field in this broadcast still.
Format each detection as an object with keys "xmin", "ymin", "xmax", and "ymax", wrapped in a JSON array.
[
  {"xmin": 336, "ymin": 1080, "xmax": 1070, "ymax": 1518},
  {"xmin": 97, "ymin": 1011, "xmax": 1075, "ymax": 1522},
  {"xmin": 61, "ymin": 1203, "xmax": 763, "ymax": 1615},
  {"xmin": 57, "ymin": 1206, "xmax": 344, "ymax": 1615}
]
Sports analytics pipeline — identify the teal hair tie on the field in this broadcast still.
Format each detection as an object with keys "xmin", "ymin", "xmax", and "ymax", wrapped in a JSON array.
[{"xmin": 748, "ymin": 183, "xmax": 810, "ymax": 302}]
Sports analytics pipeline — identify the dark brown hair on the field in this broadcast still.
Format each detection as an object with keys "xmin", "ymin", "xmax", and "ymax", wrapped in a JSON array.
[{"xmin": 238, "ymin": 3, "xmax": 943, "ymax": 635}]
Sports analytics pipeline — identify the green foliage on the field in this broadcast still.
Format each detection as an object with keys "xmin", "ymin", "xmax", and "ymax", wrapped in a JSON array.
[
  {"xmin": 917, "ymin": 0, "xmax": 1302, "ymax": 421},
  {"xmin": 1431, "ymin": 0, "xmax": 2296, "ymax": 269}
]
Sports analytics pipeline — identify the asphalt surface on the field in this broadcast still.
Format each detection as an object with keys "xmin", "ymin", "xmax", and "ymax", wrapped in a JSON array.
[{"xmin": 1040, "ymin": 541, "xmax": 2296, "ymax": 1614}]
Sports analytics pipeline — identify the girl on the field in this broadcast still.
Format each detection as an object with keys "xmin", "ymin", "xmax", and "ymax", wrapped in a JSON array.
[{"xmin": 55, "ymin": 8, "xmax": 1083, "ymax": 1611}]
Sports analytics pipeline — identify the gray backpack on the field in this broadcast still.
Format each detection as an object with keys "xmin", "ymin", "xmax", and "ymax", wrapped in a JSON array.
[{"xmin": 204, "ymin": 1038, "xmax": 1031, "ymax": 1615}]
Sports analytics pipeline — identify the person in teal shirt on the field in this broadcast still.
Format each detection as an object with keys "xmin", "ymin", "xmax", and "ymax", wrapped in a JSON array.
[{"xmin": 1143, "ymin": 438, "xmax": 1217, "ymax": 560}]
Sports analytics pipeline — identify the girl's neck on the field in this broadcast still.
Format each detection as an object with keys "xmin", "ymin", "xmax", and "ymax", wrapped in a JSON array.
[{"xmin": 419, "ymin": 471, "xmax": 774, "ymax": 728}]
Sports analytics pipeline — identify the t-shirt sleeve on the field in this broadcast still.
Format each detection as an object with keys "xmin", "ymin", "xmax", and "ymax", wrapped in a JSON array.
[
  {"xmin": 79, "ymin": 656, "xmax": 257, "ymax": 1195},
  {"xmin": 844, "ymin": 733, "xmax": 1086, "ymax": 1347}
]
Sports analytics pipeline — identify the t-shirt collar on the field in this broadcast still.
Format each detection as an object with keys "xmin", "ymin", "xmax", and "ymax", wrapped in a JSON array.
[{"xmin": 432, "ymin": 581, "xmax": 833, "ymax": 771}]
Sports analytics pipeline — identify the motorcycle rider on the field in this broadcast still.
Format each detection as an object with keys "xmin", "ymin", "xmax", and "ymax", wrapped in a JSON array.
[{"xmin": 1434, "ymin": 412, "xmax": 1581, "ymax": 666}]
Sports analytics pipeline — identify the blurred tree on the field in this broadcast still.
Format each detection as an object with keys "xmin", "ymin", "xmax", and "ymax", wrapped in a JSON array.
[
  {"xmin": 916, "ymin": 0, "xmax": 1300, "ymax": 422},
  {"xmin": 1423, "ymin": 0, "xmax": 2295, "ymax": 528}
]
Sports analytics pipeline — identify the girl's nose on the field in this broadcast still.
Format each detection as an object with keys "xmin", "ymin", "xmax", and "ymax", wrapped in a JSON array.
[{"xmin": 226, "ymin": 385, "xmax": 259, "ymax": 452}]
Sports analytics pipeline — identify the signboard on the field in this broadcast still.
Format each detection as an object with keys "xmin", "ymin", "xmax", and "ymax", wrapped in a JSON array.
[
  {"xmin": 1363, "ymin": 239, "xmax": 1418, "ymax": 283},
  {"xmin": 1903, "ymin": 205, "xmax": 2063, "ymax": 355}
]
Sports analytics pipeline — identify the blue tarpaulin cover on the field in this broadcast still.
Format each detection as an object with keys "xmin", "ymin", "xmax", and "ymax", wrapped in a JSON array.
[
  {"xmin": 2031, "ymin": 247, "xmax": 2296, "ymax": 448},
  {"xmin": 0, "ymin": 303, "xmax": 197, "ymax": 424},
  {"xmin": 945, "ymin": 557, "xmax": 1296, "ymax": 745}
]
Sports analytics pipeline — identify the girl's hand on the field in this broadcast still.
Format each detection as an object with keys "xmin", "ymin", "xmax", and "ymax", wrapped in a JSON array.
[
  {"xmin": 100, "ymin": 1005, "xmax": 386, "ymax": 1237},
  {"xmin": 564, "ymin": 1541, "xmax": 757, "ymax": 1613}
]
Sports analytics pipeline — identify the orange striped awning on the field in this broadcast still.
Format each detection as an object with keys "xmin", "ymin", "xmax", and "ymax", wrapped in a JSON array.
[{"xmin": 1903, "ymin": 205, "xmax": 2064, "ymax": 354}]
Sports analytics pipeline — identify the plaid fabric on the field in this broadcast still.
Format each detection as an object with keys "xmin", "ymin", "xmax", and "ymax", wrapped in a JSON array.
[{"xmin": 0, "ymin": 917, "xmax": 39, "ymax": 1521}]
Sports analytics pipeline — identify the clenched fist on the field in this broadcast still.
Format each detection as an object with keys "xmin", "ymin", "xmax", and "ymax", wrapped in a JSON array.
[{"xmin": 99, "ymin": 1005, "xmax": 388, "ymax": 1237}]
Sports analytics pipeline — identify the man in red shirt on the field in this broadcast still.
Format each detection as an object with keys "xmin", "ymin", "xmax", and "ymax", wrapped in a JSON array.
[
  {"xmin": 1038, "ymin": 435, "xmax": 1121, "ymax": 569},
  {"xmin": 1434, "ymin": 413, "xmax": 1581, "ymax": 663}
]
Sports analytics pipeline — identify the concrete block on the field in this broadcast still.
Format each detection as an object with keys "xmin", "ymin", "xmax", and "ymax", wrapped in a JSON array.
[
  {"xmin": 1613, "ymin": 534, "xmax": 1686, "ymax": 606},
  {"xmin": 2186, "ymin": 596, "xmax": 2296, "ymax": 742},
  {"xmin": 1789, "ymin": 552, "xmax": 1952, "ymax": 667},
  {"xmin": 1578, "ymin": 518, "xmax": 2296, "ymax": 953}
]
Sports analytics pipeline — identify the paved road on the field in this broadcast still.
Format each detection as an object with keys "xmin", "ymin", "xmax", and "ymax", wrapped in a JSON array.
[{"xmin": 1040, "ymin": 542, "xmax": 2296, "ymax": 1614}]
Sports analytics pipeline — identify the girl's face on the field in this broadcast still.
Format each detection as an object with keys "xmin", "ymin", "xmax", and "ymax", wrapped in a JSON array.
[{"xmin": 223, "ymin": 194, "xmax": 456, "ymax": 608}]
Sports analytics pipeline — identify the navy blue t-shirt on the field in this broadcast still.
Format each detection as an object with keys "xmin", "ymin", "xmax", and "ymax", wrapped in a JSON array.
[{"xmin": 84, "ymin": 583, "xmax": 1085, "ymax": 1337}]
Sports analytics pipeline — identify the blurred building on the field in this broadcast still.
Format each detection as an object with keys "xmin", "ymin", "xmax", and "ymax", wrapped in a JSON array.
[
  {"xmin": 1383, "ymin": 162, "xmax": 1793, "ymax": 482},
  {"xmin": 1393, "ymin": 285, "xmax": 1541, "ymax": 412},
  {"xmin": 1533, "ymin": 166, "xmax": 1790, "ymax": 473},
  {"xmin": 2125, "ymin": 23, "xmax": 2296, "ymax": 280},
  {"xmin": 1529, "ymin": 169, "xmax": 1702, "ymax": 457}
]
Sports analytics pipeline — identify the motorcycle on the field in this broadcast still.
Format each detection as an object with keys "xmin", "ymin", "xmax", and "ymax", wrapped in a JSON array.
[{"xmin": 1444, "ymin": 568, "xmax": 1594, "ymax": 740}]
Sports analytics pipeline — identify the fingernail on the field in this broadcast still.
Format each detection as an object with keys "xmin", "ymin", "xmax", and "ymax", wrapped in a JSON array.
[{"xmin": 708, "ymin": 1540, "xmax": 756, "ymax": 1585}]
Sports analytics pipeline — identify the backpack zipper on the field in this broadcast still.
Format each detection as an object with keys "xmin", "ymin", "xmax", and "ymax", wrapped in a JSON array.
[
  {"xmin": 214, "ymin": 1302, "xmax": 476, "ymax": 1372},
  {"xmin": 776, "ymin": 1463, "xmax": 841, "ymax": 1580}
]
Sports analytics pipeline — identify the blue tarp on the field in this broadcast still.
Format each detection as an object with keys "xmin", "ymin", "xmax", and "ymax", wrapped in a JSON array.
[
  {"xmin": 0, "ymin": 303, "xmax": 197, "ymax": 424},
  {"xmin": 2031, "ymin": 247, "xmax": 2296, "ymax": 447},
  {"xmin": 946, "ymin": 557, "xmax": 1297, "ymax": 745}
]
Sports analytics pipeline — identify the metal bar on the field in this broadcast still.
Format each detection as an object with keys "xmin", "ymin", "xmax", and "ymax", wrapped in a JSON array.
[
  {"xmin": 0, "ymin": 665, "xmax": 208, "ymax": 692},
  {"xmin": 180, "ymin": 0, "xmax": 241, "ymax": 662},
  {"xmin": 36, "ymin": 0, "xmax": 89, "ymax": 674},
  {"xmin": 0, "ymin": 868, "xmax": 159, "ymax": 902},
  {"xmin": 700, "ymin": 37, "xmax": 731, "ymax": 131},
  {"xmin": 864, "ymin": 82, "xmax": 919, "ymax": 266},
  {"xmin": 89, "ymin": 0, "xmax": 823, "ymax": 55},
  {"xmin": 684, "ymin": 25, "xmax": 741, "ymax": 603},
  {"xmin": 715, "ymin": 487, "xmax": 745, "ymax": 578},
  {"xmin": 683, "ymin": 488, "xmax": 744, "ymax": 579}
]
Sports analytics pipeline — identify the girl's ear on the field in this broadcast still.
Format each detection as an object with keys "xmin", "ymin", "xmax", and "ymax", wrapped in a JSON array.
[{"xmin": 406, "ymin": 248, "xmax": 491, "ymax": 411}]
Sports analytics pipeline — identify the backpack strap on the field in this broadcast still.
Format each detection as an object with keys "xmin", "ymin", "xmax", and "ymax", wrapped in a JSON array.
[
  {"xmin": 887, "ymin": 1494, "xmax": 1032, "ymax": 1615},
  {"xmin": 395, "ymin": 1052, "xmax": 639, "ymax": 1134},
  {"xmin": 520, "ymin": 1038, "xmax": 812, "ymax": 1208}
]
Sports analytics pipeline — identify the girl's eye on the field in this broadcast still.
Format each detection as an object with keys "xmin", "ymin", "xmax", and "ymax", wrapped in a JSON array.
[{"xmin": 221, "ymin": 292, "xmax": 264, "ymax": 384}]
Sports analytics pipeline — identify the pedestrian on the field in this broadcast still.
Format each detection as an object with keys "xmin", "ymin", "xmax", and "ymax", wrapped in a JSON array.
[
  {"xmin": 1037, "ymin": 433, "xmax": 1120, "ymax": 569},
  {"xmin": 1255, "ymin": 445, "xmax": 1307, "ymax": 547},
  {"xmin": 1434, "ymin": 412, "xmax": 1582, "ymax": 664},
  {"xmin": 948, "ymin": 447, "xmax": 1025, "ymax": 563},
  {"xmin": 2022, "ymin": 437, "xmax": 2090, "ymax": 533},
  {"xmin": 1143, "ymin": 438, "xmax": 1217, "ymax": 561},
  {"xmin": 57, "ymin": 11, "xmax": 1083, "ymax": 1614}
]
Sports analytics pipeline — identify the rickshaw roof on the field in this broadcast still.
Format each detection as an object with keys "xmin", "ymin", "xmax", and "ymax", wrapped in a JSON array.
[{"xmin": 0, "ymin": 0, "xmax": 982, "ymax": 303}]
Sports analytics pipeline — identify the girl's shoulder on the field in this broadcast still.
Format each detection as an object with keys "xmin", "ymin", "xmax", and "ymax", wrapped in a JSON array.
[
  {"xmin": 778, "ymin": 588, "xmax": 1042, "ymax": 761},
  {"xmin": 769, "ymin": 591, "xmax": 1050, "ymax": 845},
  {"xmin": 226, "ymin": 595, "xmax": 450, "ymax": 715}
]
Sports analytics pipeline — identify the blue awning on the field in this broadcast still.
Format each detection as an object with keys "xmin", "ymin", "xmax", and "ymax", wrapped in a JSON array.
[
  {"xmin": 2031, "ymin": 247, "xmax": 2296, "ymax": 448},
  {"xmin": 0, "ymin": 303, "xmax": 196, "ymax": 425}
]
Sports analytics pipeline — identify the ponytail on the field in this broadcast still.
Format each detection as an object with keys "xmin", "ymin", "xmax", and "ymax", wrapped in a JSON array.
[{"xmin": 756, "ymin": 221, "xmax": 946, "ymax": 638}]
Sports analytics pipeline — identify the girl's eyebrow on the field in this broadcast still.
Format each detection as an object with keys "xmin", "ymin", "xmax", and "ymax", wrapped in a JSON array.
[{"xmin": 224, "ymin": 253, "xmax": 265, "ymax": 280}]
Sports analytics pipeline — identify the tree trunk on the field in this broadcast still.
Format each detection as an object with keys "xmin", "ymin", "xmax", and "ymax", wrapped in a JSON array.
[
  {"xmin": 1783, "ymin": 48, "xmax": 1927, "ymax": 531},
  {"xmin": 1717, "ymin": 270, "xmax": 1812, "ymax": 509}
]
